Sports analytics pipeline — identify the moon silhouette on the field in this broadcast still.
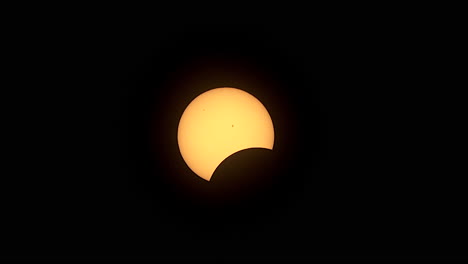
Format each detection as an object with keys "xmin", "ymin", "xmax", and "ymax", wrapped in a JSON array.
[{"xmin": 177, "ymin": 87, "xmax": 275, "ymax": 181}]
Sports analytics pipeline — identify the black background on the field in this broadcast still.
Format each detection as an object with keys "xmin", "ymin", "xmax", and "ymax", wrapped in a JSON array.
[{"xmin": 3, "ymin": 7, "xmax": 466, "ymax": 261}]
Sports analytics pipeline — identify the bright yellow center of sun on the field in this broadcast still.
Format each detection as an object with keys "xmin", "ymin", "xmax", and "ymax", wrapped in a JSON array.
[{"xmin": 177, "ymin": 87, "xmax": 274, "ymax": 181}]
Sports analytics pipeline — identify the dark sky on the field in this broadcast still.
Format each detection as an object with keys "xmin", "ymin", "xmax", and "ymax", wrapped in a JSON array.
[{"xmin": 4, "ymin": 8, "xmax": 466, "ymax": 261}]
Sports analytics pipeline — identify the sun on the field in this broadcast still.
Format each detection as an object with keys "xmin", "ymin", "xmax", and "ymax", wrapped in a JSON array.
[{"xmin": 177, "ymin": 87, "xmax": 274, "ymax": 181}]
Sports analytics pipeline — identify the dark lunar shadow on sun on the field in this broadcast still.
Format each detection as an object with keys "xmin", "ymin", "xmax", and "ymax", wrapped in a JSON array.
[
  {"xmin": 210, "ymin": 148, "xmax": 278, "ymax": 204},
  {"xmin": 183, "ymin": 147, "xmax": 297, "ymax": 237}
]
